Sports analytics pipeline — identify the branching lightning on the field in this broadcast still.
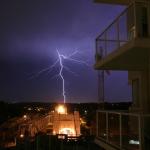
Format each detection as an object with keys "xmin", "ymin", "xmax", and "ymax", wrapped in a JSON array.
[
  {"xmin": 57, "ymin": 50, "xmax": 66, "ymax": 103},
  {"xmin": 30, "ymin": 49, "xmax": 89, "ymax": 103}
]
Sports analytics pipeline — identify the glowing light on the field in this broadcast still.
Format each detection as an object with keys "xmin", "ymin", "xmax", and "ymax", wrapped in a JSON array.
[
  {"xmin": 20, "ymin": 134, "xmax": 24, "ymax": 138},
  {"xmin": 129, "ymin": 140, "xmax": 140, "ymax": 145},
  {"xmin": 84, "ymin": 110, "xmax": 87, "ymax": 115},
  {"xmin": 28, "ymin": 107, "xmax": 32, "ymax": 111},
  {"xmin": 58, "ymin": 135, "xmax": 66, "ymax": 139},
  {"xmin": 30, "ymin": 49, "xmax": 89, "ymax": 103},
  {"xmin": 23, "ymin": 115, "xmax": 27, "ymax": 120},
  {"xmin": 59, "ymin": 128, "xmax": 75, "ymax": 136},
  {"xmin": 80, "ymin": 118, "xmax": 86, "ymax": 125},
  {"xmin": 56, "ymin": 105, "xmax": 66, "ymax": 114},
  {"xmin": 51, "ymin": 110, "xmax": 54, "ymax": 113},
  {"xmin": 53, "ymin": 131, "xmax": 56, "ymax": 135}
]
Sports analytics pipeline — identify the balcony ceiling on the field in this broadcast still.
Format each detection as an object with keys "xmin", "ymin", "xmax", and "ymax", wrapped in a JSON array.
[
  {"xmin": 94, "ymin": 0, "xmax": 132, "ymax": 5},
  {"xmin": 94, "ymin": 38, "xmax": 150, "ymax": 71}
]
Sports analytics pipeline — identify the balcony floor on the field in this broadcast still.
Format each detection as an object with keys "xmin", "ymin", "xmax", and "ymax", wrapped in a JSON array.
[
  {"xmin": 94, "ymin": 0, "xmax": 131, "ymax": 5},
  {"xmin": 95, "ymin": 38, "xmax": 150, "ymax": 71}
]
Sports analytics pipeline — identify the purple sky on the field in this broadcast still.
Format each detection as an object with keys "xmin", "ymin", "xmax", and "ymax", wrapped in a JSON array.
[{"xmin": 0, "ymin": 0, "xmax": 131, "ymax": 103}]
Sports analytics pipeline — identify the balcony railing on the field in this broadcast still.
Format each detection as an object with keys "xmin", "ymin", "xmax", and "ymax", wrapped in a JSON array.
[
  {"xmin": 96, "ymin": 1, "xmax": 148, "ymax": 59},
  {"xmin": 96, "ymin": 110, "xmax": 150, "ymax": 150}
]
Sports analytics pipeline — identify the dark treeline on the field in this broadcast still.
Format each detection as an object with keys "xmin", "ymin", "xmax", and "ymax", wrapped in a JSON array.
[{"xmin": 0, "ymin": 101, "xmax": 132, "ymax": 125}]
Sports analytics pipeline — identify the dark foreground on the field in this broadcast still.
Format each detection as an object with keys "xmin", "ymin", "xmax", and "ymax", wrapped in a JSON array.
[{"xmin": 1, "ymin": 135, "xmax": 104, "ymax": 150}]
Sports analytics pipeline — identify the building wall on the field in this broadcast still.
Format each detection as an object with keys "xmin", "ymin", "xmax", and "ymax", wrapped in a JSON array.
[
  {"xmin": 128, "ymin": 70, "xmax": 149, "ymax": 113},
  {"xmin": 74, "ymin": 111, "xmax": 80, "ymax": 136},
  {"xmin": 53, "ymin": 111, "xmax": 80, "ymax": 136},
  {"xmin": 128, "ymin": 0, "xmax": 150, "ymax": 114}
]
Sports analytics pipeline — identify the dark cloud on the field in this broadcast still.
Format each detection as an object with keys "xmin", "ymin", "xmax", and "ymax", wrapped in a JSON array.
[{"xmin": 0, "ymin": 0, "xmax": 131, "ymax": 102}]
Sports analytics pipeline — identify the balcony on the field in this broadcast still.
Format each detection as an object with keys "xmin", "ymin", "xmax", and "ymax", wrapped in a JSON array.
[
  {"xmin": 96, "ymin": 110, "xmax": 150, "ymax": 150},
  {"xmin": 95, "ymin": 1, "xmax": 150, "ymax": 71},
  {"xmin": 94, "ymin": 0, "xmax": 131, "ymax": 5}
]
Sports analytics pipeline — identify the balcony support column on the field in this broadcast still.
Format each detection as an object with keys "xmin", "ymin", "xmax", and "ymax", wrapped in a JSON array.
[
  {"xmin": 119, "ymin": 114, "xmax": 122, "ymax": 148},
  {"xmin": 106, "ymin": 112, "xmax": 109, "ymax": 142},
  {"xmin": 139, "ymin": 115, "xmax": 145, "ymax": 150},
  {"xmin": 117, "ymin": 19, "xmax": 120, "ymax": 48},
  {"xmin": 133, "ymin": 1, "xmax": 137, "ymax": 38},
  {"xmin": 96, "ymin": 111, "xmax": 99, "ymax": 137},
  {"xmin": 103, "ymin": 33, "xmax": 106, "ymax": 57}
]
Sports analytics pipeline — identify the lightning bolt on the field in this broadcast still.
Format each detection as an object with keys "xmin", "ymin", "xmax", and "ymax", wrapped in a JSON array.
[
  {"xmin": 29, "ymin": 49, "xmax": 89, "ymax": 104},
  {"xmin": 57, "ymin": 50, "xmax": 66, "ymax": 103}
]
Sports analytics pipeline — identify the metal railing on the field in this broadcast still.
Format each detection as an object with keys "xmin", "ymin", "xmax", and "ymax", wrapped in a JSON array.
[
  {"xmin": 96, "ymin": 110, "xmax": 150, "ymax": 150},
  {"xmin": 95, "ymin": 1, "xmax": 148, "ymax": 59}
]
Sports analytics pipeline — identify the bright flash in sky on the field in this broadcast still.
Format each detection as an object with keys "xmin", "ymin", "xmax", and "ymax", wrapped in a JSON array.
[{"xmin": 30, "ymin": 49, "xmax": 89, "ymax": 103}]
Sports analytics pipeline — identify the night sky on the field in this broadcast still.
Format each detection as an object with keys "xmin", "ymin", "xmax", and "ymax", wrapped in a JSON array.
[{"xmin": 0, "ymin": 0, "xmax": 131, "ymax": 103}]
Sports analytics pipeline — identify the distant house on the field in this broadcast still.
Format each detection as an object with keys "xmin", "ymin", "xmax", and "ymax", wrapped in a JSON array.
[{"xmin": 48, "ymin": 104, "xmax": 80, "ymax": 138}]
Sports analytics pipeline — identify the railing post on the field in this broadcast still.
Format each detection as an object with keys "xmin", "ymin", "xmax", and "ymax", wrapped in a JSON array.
[
  {"xmin": 133, "ymin": 1, "xmax": 137, "ymax": 38},
  {"xmin": 139, "ymin": 115, "xmax": 142, "ymax": 150},
  {"xmin": 117, "ymin": 19, "xmax": 120, "ymax": 48},
  {"xmin": 96, "ymin": 111, "xmax": 99, "ymax": 137},
  {"xmin": 96, "ymin": 39, "xmax": 98, "ymax": 55},
  {"xmin": 106, "ymin": 112, "xmax": 109, "ymax": 142},
  {"xmin": 104, "ymin": 32, "xmax": 107, "ymax": 57},
  {"xmin": 119, "ymin": 114, "xmax": 122, "ymax": 149}
]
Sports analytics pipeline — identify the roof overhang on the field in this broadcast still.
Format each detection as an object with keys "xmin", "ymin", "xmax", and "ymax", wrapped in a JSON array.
[{"xmin": 94, "ymin": 0, "xmax": 132, "ymax": 5}]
